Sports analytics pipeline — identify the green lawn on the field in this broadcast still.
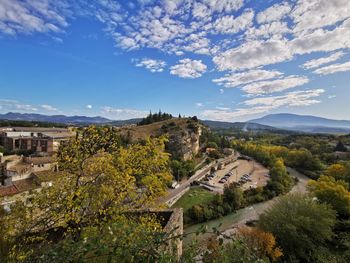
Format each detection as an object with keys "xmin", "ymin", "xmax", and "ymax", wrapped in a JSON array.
[{"xmin": 172, "ymin": 187, "xmax": 216, "ymax": 213}]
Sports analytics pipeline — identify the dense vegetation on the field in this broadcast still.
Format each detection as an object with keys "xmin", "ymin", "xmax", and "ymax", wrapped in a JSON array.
[
  {"xmin": 0, "ymin": 119, "xmax": 67, "ymax": 128},
  {"xmin": 2, "ymin": 122, "xmax": 350, "ymax": 262},
  {"xmin": 0, "ymin": 126, "xmax": 175, "ymax": 262},
  {"xmin": 137, "ymin": 111, "xmax": 173, "ymax": 126},
  {"xmin": 224, "ymin": 130, "xmax": 350, "ymax": 262},
  {"xmin": 233, "ymin": 140, "xmax": 323, "ymax": 179},
  {"xmin": 259, "ymin": 194, "xmax": 338, "ymax": 262},
  {"xmin": 169, "ymin": 159, "xmax": 196, "ymax": 181}
]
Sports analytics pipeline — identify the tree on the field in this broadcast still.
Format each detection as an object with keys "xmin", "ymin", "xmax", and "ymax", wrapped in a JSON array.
[
  {"xmin": 308, "ymin": 176, "xmax": 350, "ymax": 218},
  {"xmin": 203, "ymin": 238, "xmax": 269, "ymax": 263},
  {"xmin": 207, "ymin": 141, "xmax": 218, "ymax": 149},
  {"xmin": 259, "ymin": 194, "xmax": 337, "ymax": 262},
  {"xmin": 324, "ymin": 163, "xmax": 348, "ymax": 181},
  {"xmin": 170, "ymin": 159, "xmax": 195, "ymax": 180},
  {"xmin": 237, "ymin": 227, "xmax": 283, "ymax": 261},
  {"xmin": 223, "ymin": 183, "xmax": 245, "ymax": 210},
  {"xmin": 138, "ymin": 111, "xmax": 173, "ymax": 126},
  {"xmin": 335, "ymin": 141, "xmax": 348, "ymax": 152},
  {"xmin": 286, "ymin": 149, "xmax": 323, "ymax": 172},
  {"xmin": 266, "ymin": 158, "xmax": 293, "ymax": 195},
  {"xmin": 1, "ymin": 127, "xmax": 174, "ymax": 262}
]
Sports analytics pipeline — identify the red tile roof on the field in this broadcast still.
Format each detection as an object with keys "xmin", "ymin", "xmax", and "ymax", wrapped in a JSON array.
[{"xmin": 0, "ymin": 185, "xmax": 19, "ymax": 197}]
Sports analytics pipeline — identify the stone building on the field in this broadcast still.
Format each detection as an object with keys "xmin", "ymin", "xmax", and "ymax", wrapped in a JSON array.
[{"xmin": 0, "ymin": 127, "xmax": 74, "ymax": 154}]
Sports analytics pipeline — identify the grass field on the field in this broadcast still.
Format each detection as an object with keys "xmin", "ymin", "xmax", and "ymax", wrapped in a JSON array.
[{"xmin": 172, "ymin": 187, "xmax": 216, "ymax": 213}]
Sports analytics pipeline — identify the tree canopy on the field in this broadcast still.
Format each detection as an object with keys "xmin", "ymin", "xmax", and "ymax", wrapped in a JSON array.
[
  {"xmin": 259, "ymin": 194, "xmax": 337, "ymax": 262},
  {"xmin": 308, "ymin": 176, "xmax": 350, "ymax": 218},
  {"xmin": 0, "ymin": 126, "xmax": 174, "ymax": 262},
  {"xmin": 137, "ymin": 111, "xmax": 173, "ymax": 126}
]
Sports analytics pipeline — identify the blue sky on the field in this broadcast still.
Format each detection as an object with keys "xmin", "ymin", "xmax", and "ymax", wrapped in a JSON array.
[{"xmin": 0, "ymin": 0, "xmax": 350, "ymax": 121}]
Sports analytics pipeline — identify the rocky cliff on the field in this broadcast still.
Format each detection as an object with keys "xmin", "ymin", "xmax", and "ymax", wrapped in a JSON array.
[{"xmin": 118, "ymin": 118, "xmax": 202, "ymax": 160}]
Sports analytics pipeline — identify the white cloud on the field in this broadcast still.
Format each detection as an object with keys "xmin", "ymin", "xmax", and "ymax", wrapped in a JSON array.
[
  {"xmin": 241, "ymin": 75, "xmax": 309, "ymax": 95},
  {"xmin": 202, "ymin": 0, "xmax": 244, "ymax": 14},
  {"xmin": 101, "ymin": 106, "xmax": 148, "ymax": 120},
  {"xmin": 0, "ymin": 99, "xmax": 60, "ymax": 113},
  {"xmin": 245, "ymin": 21, "xmax": 291, "ymax": 39},
  {"xmin": 134, "ymin": 58, "xmax": 166, "ymax": 72},
  {"xmin": 291, "ymin": 18, "xmax": 350, "ymax": 55},
  {"xmin": 292, "ymin": 0, "xmax": 350, "ymax": 33},
  {"xmin": 202, "ymin": 106, "xmax": 272, "ymax": 121},
  {"xmin": 301, "ymin": 51, "xmax": 345, "ymax": 69},
  {"xmin": 213, "ymin": 39, "xmax": 292, "ymax": 71},
  {"xmin": 215, "ymin": 106, "xmax": 231, "ymax": 111},
  {"xmin": 86, "ymin": 105, "xmax": 93, "ymax": 109},
  {"xmin": 313, "ymin": 60, "xmax": 350, "ymax": 75},
  {"xmin": 0, "ymin": 99, "xmax": 37, "ymax": 112},
  {"xmin": 41, "ymin": 104, "xmax": 58, "ymax": 111},
  {"xmin": 201, "ymin": 89, "xmax": 324, "ymax": 121},
  {"xmin": 196, "ymin": 102, "xmax": 203, "ymax": 107},
  {"xmin": 256, "ymin": 2, "xmax": 291, "ymax": 24},
  {"xmin": 176, "ymin": 32, "xmax": 211, "ymax": 55},
  {"xmin": 0, "ymin": 0, "xmax": 70, "ymax": 35},
  {"xmin": 219, "ymin": 89, "xmax": 224, "ymax": 94},
  {"xmin": 192, "ymin": 2, "xmax": 211, "ymax": 19},
  {"xmin": 213, "ymin": 69, "xmax": 283, "ymax": 88},
  {"xmin": 245, "ymin": 89, "xmax": 325, "ymax": 108},
  {"xmin": 170, "ymin": 58, "xmax": 207, "ymax": 79},
  {"xmin": 212, "ymin": 9, "xmax": 254, "ymax": 34}
]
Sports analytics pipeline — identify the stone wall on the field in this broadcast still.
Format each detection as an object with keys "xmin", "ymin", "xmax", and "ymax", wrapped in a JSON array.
[{"xmin": 162, "ymin": 208, "xmax": 183, "ymax": 260}]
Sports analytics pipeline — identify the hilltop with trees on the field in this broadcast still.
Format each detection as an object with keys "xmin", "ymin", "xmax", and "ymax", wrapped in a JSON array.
[{"xmin": 137, "ymin": 110, "xmax": 173, "ymax": 126}]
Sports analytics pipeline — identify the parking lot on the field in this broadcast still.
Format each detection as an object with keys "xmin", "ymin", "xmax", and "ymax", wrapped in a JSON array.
[{"xmin": 203, "ymin": 158, "xmax": 269, "ymax": 192}]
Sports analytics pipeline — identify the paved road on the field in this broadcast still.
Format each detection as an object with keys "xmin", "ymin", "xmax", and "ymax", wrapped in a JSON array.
[
  {"xmin": 221, "ymin": 167, "xmax": 309, "ymax": 235},
  {"xmin": 158, "ymin": 154, "xmax": 236, "ymax": 205},
  {"xmin": 184, "ymin": 167, "xmax": 310, "ymax": 243}
]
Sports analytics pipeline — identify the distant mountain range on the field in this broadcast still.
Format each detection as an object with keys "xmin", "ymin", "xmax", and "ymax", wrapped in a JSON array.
[
  {"xmin": 249, "ymin": 113, "xmax": 350, "ymax": 133},
  {"xmin": 201, "ymin": 120, "xmax": 279, "ymax": 131},
  {"xmin": 0, "ymin": 112, "xmax": 111, "ymax": 124},
  {"xmin": 1, "ymin": 112, "xmax": 350, "ymax": 134},
  {"xmin": 0, "ymin": 112, "xmax": 141, "ymax": 126}
]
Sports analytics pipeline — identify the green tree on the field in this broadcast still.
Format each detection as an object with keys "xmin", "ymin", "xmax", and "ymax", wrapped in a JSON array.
[
  {"xmin": 223, "ymin": 183, "xmax": 245, "ymax": 210},
  {"xmin": 259, "ymin": 194, "xmax": 337, "ymax": 262},
  {"xmin": 335, "ymin": 141, "xmax": 348, "ymax": 152},
  {"xmin": 266, "ymin": 158, "xmax": 293, "ymax": 195},
  {"xmin": 207, "ymin": 141, "xmax": 218, "ymax": 149}
]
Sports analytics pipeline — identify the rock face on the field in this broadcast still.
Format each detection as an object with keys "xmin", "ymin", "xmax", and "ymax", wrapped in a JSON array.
[
  {"xmin": 166, "ymin": 125, "xmax": 202, "ymax": 161},
  {"xmin": 118, "ymin": 118, "xmax": 203, "ymax": 161}
]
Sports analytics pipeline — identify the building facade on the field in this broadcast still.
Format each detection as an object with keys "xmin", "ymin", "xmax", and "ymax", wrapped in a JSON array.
[{"xmin": 0, "ymin": 128, "xmax": 74, "ymax": 154}]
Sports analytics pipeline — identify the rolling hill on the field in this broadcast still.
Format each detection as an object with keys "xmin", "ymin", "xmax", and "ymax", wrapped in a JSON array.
[
  {"xmin": 249, "ymin": 113, "xmax": 350, "ymax": 133},
  {"xmin": 0, "ymin": 112, "xmax": 140, "ymax": 126}
]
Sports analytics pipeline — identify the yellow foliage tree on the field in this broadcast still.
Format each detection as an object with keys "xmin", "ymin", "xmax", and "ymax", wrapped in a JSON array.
[
  {"xmin": 324, "ymin": 163, "xmax": 348, "ymax": 181},
  {"xmin": 308, "ymin": 175, "xmax": 350, "ymax": 217},
  {"xmin": 0, "ymin": 126, "xmax": 174, "ymax": 262},
  {"xmin": 237, "ymin": 227, "xmax": 283, "ymax": 261}
]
